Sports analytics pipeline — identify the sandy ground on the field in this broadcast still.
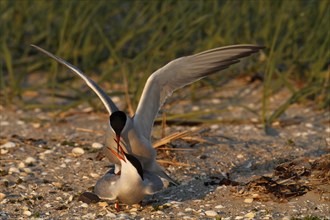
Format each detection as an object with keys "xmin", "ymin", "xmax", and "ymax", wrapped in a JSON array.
[{"xmin": 0, "ymin": 79, "xmax": 329, "ymax": 219}]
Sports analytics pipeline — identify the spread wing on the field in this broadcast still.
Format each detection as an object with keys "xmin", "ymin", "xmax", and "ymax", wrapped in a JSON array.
[
  {"xmin": 31, "ymin": 45, "xmax": 118, "ymax": 114},
  {"xmin": 134, "ymin": 45, "xmax": 264, "ymax": 139}
]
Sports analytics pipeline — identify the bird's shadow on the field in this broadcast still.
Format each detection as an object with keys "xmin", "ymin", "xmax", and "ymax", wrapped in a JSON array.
[
  {"xmin": 143, "ymin": 137, "xmax": 329, "ymax": 207},
  {"xmin": 143, "ymin": 173, "xmax": 227, "ymax": 207}
]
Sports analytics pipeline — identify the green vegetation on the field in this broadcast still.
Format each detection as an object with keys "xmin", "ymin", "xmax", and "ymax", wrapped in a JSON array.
[
  {"xmin": 0, "ymin": 0, "xmax": 329, "ymax": 128},
  {"xmin": 291, "ymin": 215, "xmax": 324, "ymax": 220}
]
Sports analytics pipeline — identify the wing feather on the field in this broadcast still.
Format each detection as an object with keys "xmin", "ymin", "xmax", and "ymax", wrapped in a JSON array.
[
  {"xmin": 134, "ymin": 45, "xmax": 264, "ymax": 138},
  {"xmin": 31, "ymin": 45, "xmax": 118, "ymax": 114}
]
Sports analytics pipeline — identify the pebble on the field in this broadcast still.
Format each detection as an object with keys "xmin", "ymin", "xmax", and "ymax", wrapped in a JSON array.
[
  {"xmin": 235, "ymin": 216, "xmax": 244, "ymax": 220},
  {"xmin": 72, "ymin": 147, "xmax": 85, "ymax": 155},
  {"xmin": 215, "ymin": 205, "xmax": 224, "ymax": 209},
  {"xmin": 23, "ymin": 210, "xmax": 32, "ymax": 216},
  {"xmin": 205, "ymin": 210, "xmax": 218, "ymax": 217},
  {"xmin": 244, "ymin": 198, "xmax": 254, "ymax": 203},
  {"xmin": 43, "ymin": 150, "xmax": 53, "ymax": 154},
  {"xmin": 82, "ymin": 213, "xmax": 95, "ymax": 219},
  {"xmin": 106, "ymin": 212, "xmax": 116, "ymax": 218},
  {"xmin": 98, "ymin": 202, "xmax": 108, "ymax": 207},
  {"xmin": 23, "ymin": 168, "xmax": 32, "ymax": 173},
  {"xmin": 52, "ymin": 182, "xmax": 63, "ymax": 187},
  {"xmin": 8, "ymin": 167, "xmax": 20, "ymax": 174},
  {"xmin": 0, "ymin": 121, "xmax": 9, "ymax": 126},
  {"xmin": 117, "ymin": 213, "xmax": 129, "ymax": 219},
  {"xmin": 16, "ymin": 120, "xmax": 25, "ymax": 125},
  {"xmin": 0, "ymin": 193, "xmax": 6, "ymax": 201},
  {"xmin": 0, "ymin": 149, "xmax": 8, "ymax": 154},
  {"xmin": 25, "ymin": 156, "xmax": 37, "ymax": 164},
  {"xmin": 18, "ymin": 162, "xmax": 25, "ymax": 168},
  {"xmin": 92, "ymin": 142, "xmax": 103, "ymax": 149},
  {"xmin": 252, "ymin": 193, "xmax": 260, "ymax": 198},
  {"xmin": 185, "ymin": 207, "xmax": 193, "ymax": 212},
  {"xmin": 90, "ymin": 173, "xmax": 99, "ymax": 178},
  {"xmin": 244, "ymin": 212, "xmax": 255, "ymax": 219},
  {"xmin": 80, "ymin": 203, "xmax": 89, "ymax": 208},
  {"xmin": 0, "ymin": 142, "xmax": 16, "ymax": 149},
  {"xmin": 237, "ymin": 154, "xmax": 244, "ymax": 159}
]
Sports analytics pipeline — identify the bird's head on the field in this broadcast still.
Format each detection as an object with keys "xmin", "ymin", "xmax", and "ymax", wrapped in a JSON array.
[
  {"xmin": 109, "ymin": 111, "xmax": 127, "ymax": 137},
  {"xmin": 108, "ymin": 143, "xmax": 144, "ymax": 181},
  {"xmin": 109, "ymin": 111, "xmax": 127, "ymax": 151}
]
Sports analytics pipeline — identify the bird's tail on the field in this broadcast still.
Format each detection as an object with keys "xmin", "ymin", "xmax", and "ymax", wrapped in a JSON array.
[{"xmin": 158, "ymin": 170, "xmax": 180, "ymax": 186}]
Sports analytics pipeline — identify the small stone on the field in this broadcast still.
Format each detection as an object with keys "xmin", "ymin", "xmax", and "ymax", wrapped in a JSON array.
[
  {"xmin": 72, "ymin": 147, "xmax": 85, "ymax": 155},
  {"xmin": 90, "ymin": 173, "xmax": 99, "ymax": 178},
  {"xmin": 185, "ymin": 207, "xmax": 193, "ymax": 212},
  {"xmin": 23, "ymin": 210, "xmax": 32, "ymax": 216},
  {"xmin": 177, "ymin": 212, "xmax": 185, "ymax": 216},
  {"xmin": 82, "ymin": 213, "xmax": 95, "ymax": 218},
  {"xmin": 215, "ymin": 205, "xmax": 224, "ymax": 209},
  {"xmin": 32, "ymin": 123, "xmax": 41, "ymax": 128},
  {"xmin": 252, "ymin": 193, "xmax": 259, "ymax": 198},
  {"xmin": 80, "ymin": 203, "xmax": 88, "ymax": 208},
  {"xmin": 106, "ymin": 212, "xmax": 116, "ymax": 218},
  {"xmin": 244, "ymin": 198, "xmax": 254, "ymax": 203},
  {"xmin": 25, "ymin": 157, "xmax": 37, "ymax": 164},
  {"xmin": 0, "ymin": 142, "xmax": 16, "ymax": 149},
  {"xmin": 8, "ymin": 167, "xmax": 20, "ymax": 174},
  {"xmin": 43, "ymin": 150, "xmax": 53, "ymax": 154},
  {"xmin": 244, "ymin": 212, "xmax": 255, "ymax": 219},
  {"xmin": 205, "ymin": 210, "xmax": 218, "ymax": 217},
  {"xmin": 156, "ymin": 210, "xmax": 164, "ymax": 215},
  {"xmin": 0, "ymin": 121, "xmax": 9, "ymax": 126},
  {"xmin": 78, "ymin": 192, "xmax": 100, "ymax": 204},
  {"xmin": 130, "ymin": 208, "xmax": 138, "ymax": 212},
  {"xmin": 98, "ymin": 202, "xmax": 108, "ymax": 207},
  {"xmin": 0, "ymin": 193, "xmax": 6, "ymax": 201},
  {"xmin": 18, "ymin": 162, "xmax": 25, "ymax": 168},
  {"xmin": 118, "ymin": 213, "xmax": 129, "ymax": 219},
  {"xmin": 17, "ymin": 120, "xmax": 25, "ymax": 125},
  {"xmin": 237, "ymin": 154, "xmax": 244, "ymax": 159},
  {"xmin": 235, "ymin": 216, "xmax": 244, "ymax": 220},
  {"xmin": 0, "ymin": 149, "xmax": 8, "ymax": 154},
  {"xmin": 23, "ymin": 168, "xmax": 32, "ymax": 173},
  {"xmin": 92, "ymin": 142, "xmax": 103, "ymax": 149},
  {"xmin": 52, "ymin": 182, "xmax": 62, "ymax": 187}
]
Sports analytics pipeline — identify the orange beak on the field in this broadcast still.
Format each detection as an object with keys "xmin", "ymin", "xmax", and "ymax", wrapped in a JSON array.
[
  {"xmin": 107, "ymin": 138, "xmax": 126, "ymax": 162},
  {"xmin": 116, "ymin": 135, "xmax": 121, "ymax": 154}
]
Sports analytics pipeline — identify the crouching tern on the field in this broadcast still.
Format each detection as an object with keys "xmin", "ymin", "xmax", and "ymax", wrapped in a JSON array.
[
  {"xmin": 31, "ymin": 44, "xmax": 263, "ymax": 184},
  {"xmin": 94, "ymin": 143, "xmax": 163, "ymax": 205}
]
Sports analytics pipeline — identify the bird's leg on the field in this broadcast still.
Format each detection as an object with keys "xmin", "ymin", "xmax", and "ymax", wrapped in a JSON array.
[{"xmin": 114, "ymin": 200, "xmax": 120, "ymax": 212}]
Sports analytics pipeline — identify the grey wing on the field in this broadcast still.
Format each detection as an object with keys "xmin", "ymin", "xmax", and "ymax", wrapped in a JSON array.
[
  {"xmin": 31, "ymin": 45, "xmax": 118, "ymax": 114},
  {"xmin": 94, "ymin": 172, "xmax": 120, "ymax": 200},
  {"xmin": 143, "ymin": 171, "xmax": 164, "ymax": 195},
  {"xmin": 134, "ymin": 44, "xmax": 264, "ymax": 139}
]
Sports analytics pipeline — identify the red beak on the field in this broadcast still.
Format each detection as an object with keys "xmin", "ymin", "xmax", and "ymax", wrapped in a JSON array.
[
  {"xmin": 108, "ymin": 137, "xmax": 126, "ymax": 162},
  {"xmin": 116, "ymin": 135, "xmax": 121, "ymax": 154}
]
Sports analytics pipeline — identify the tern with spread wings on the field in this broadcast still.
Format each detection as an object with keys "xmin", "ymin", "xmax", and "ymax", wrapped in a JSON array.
[{"xmin": 31, "ymin": 44, "xmax": 263, "ymax": 184}]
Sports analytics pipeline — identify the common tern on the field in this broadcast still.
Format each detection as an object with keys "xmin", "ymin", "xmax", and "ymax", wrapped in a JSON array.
[
  {"xmin": 94, "ymin": 143, "xmax": 163, "ymax": 205},
  {"xmin": 31, "ymin": 44, "xmax": 263, "ymax": 184}
]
